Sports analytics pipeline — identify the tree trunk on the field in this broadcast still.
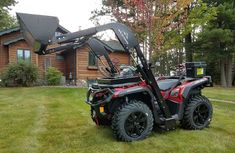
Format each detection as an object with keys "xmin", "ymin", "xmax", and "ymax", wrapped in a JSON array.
[
  {"xmin": 185, "ymin": 33, "xmax": 193, "ymax": 62},
  {"xmin": 220, "ymin": 59, "xmax": 227, "ymax": 87},
  {"xmin": 226, "ymin": 54, "xmax": 234, "ymax": 87},
  {"xmin": 179, "ymin": 48, "xmax": 183, "ymax": 64},
  {"xmin": 144, "ymin": 40, "xmax": 147, "ymax": 58}
]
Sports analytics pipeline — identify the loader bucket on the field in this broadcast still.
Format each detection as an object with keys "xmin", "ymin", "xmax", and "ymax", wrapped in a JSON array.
[{"xmin": 16, "ymin": 13, "xmax": 59, "ymax": 54}]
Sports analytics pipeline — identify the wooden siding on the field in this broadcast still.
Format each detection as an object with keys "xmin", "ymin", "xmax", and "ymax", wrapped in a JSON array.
[
  {"xmin": 37, "ymin": 54, "xmax": 65, "ymax": 78},
  {"xmin": 8, "ymin": 40, "xmax": 37, "ymax": 64},
  {"xmin": 0, "ymin": 31, "xmax": 21, "ymax": 72},
  {"xmin": 76, "ymin": 47, "xmax": 130, "ymax": 80},
  {"xmin": 64, "ymin": 50, "xmax": 75, "ymax": 80},
  {"xmin": 7, "ymin": 40, "xmax": 66, "ymax": 78}
]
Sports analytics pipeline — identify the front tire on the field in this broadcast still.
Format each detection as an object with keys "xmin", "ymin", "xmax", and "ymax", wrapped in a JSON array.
[
  {"xmin": 111, "ymin": 100, "xmax": 154, "ymax": 141},
  {"xmin": 181, "ymin": 95, "xmax": 213, "ymax": 130}
]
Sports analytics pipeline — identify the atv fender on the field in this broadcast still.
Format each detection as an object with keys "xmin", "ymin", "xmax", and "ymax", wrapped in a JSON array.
[
  {"xmin": 182, "ymin": 77, "xmax": 211, "ymax": 99},
  {"xmin": 177, "ymin": 77, "xmax": 211, "ymax": 120},
  {"xmin": 114, "ymin": 86, "xmax": 162, "ymax": 124}
]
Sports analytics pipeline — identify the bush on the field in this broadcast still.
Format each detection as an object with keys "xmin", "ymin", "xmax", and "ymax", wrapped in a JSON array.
[
  {"xmin": 45, "ymin": 67, "xmax": 62, "ymax": 85},
  {"xmin": 1, "ymin": 61, "xmax": 39, "ymax": 87}
]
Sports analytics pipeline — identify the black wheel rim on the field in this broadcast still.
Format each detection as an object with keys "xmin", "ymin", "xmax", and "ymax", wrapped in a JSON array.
[
  {"xmin": 193, "ymin": 103, "xmax": 210, "ymax": 126},
  {"xmin": 124, "ymin": 111, "xmax": 147, "ymax": 138}
]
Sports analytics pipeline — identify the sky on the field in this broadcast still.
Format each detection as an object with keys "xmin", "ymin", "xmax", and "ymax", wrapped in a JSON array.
[{"xmin": 10, "ymin": 0, "xmax": 102, "ymax": 32}]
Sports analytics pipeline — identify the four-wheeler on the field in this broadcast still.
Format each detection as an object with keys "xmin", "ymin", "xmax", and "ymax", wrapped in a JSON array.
[{"xmin": 17, "ymin": 13, "xmax": 213, "ymax": 142}]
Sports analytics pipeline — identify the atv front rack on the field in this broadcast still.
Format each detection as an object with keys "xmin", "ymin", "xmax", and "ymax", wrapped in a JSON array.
[{"xmin": 86, "ymin": 88, "xmax": 114, "ymax": 106}]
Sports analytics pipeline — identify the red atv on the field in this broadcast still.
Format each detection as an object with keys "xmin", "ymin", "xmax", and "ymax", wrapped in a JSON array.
[
  {"xmin": 87, "ymin": 62, "xmax": 213, "ymax": 141},
  {"xmin": 17, "ymin": 13, "xmax": 213, "ymax": 142}
]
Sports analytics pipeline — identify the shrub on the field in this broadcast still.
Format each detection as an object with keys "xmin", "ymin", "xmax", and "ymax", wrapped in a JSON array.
[
  {"xmin": 45, "ymin": 67, "xmax": 62, "ymax": 85},
  {"xmin": 1, "ymin": 61, "xmax": 39, "ymax": 87}
]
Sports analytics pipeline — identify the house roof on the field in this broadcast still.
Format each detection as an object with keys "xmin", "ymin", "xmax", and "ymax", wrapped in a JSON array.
[
  {"xmin": 0, "ymin": 27, "xmax": 20, "ymax": 36},
  {"xmin": 1, "ymin": 25, "xmax": 70, "ymax": 46},
  {"xmin": 0, "ymin": 24, "xmax": 69, "ymax": 37},
  {"xmin": 57, "ymin": 25, "xmax": 70, "ymax": 34},
  {"xmin": 3, "ymin": 36, "xmax": 24, "ymax": 46},
  {"xmin": 103, "ymin": 40, "xmax": 125, "ymax": 52}
]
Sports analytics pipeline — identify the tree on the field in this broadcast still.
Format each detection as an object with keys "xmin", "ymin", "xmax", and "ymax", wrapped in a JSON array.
[
  {"xmin": 161, "ymin": 0, "xmax": 216, "ymax": 60},
  {"xmin": 194, "ymin": 0, "xmax": 235, "ymax": 87},
  {"xmin": 153, "ymin": 0, "xmax": 216, "ymax": 75},
  {"xmin": 91, "ymin": 0, "xmax": 192, "ymax": 61},
  {"xmin": 0, "ymin": 0, "xmax": 17, "ymax": 30}
]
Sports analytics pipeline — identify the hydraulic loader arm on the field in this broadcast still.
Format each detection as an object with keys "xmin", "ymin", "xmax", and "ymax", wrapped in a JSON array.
[
  {"xmin": 16, "ymin": 13, "xmax": 139, "ymax": 55},
  {"xmin": 17, "ymin": 13, "xmax": 174, "ymax": 123}
]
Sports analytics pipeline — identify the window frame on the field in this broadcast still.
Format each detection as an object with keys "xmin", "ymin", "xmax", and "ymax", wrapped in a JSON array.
[
  {"xmin": 88, "ymin": 51, "xmax": 98, "ymax": 68},
  {"xmin": 56, "ymin": 54, "xmax": 65, "ymax": 61},
  {"xmin": 44, "ymin": 58, "xmax": 51, "ymax": 71},
  {"xmin": 17, "ymin": 49, "xmax": 31, "ymax": 63}
]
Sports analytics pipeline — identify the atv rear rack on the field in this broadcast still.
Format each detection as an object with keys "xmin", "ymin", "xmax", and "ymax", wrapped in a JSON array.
[{"xmin": 97, "ymin": 76, "xmax": 141, "ymax": 85}]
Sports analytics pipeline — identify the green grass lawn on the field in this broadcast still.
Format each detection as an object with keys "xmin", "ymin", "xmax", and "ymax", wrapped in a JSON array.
[
  {"xmin": 0, "ymin": 87, "xmax": 235, "ymax": 153},
  {"xmin": 203, "ymin": 87, "xmax": 235, "ymax": 102}
]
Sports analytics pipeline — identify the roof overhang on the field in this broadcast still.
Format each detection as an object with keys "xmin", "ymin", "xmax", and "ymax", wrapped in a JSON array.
[
  {"xmin": 3, "ymin": 36, "xmax": 24, "ymax": 46},
  {"xmin": 0, "ymin": 27, "xmax": 20, "ymax": 37}
]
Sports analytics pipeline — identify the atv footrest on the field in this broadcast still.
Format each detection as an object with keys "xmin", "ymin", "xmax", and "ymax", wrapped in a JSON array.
[{"xmin": 164, "ymin": 118, "xmax": 176, "ymax": 130}]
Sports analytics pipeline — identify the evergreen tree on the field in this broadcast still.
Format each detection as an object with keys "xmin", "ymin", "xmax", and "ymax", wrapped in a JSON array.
[
  {"xmin": 194, "ymin": 0, "xmax": 235, "ymax": 87},
  {"xmin": 154, "ymin": 0, "xmax": 216, "ymax": 75}
]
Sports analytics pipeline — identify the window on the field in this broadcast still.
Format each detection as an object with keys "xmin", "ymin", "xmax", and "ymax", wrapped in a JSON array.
[
  {"xmin": 55, "ymin": 31, "xmax": 62, "ymax": 37},
  {"xmin": 17, "ymin": 49, "xmax": 31, "ymax": 63},
  {"xmin": 56, "ymin": 54, "xmax": 64, "ymax": 61},
  {"xmin": 88, "ymin": 52, "xmax": 97, "ymax": 67},
  {"xmin": 44, "ymin": 58, "xmax": 51, "ymax": 71},
  {"xmin": 55, "ymin": 31, "xmax": 63, "ymax": 39}
]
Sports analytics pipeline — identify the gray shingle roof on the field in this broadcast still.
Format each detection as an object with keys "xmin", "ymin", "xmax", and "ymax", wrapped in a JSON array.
[
  {"xmin": 0, "ymin": 27, "xmax": 20, "ymax": 36},
  {"xmin": 0, "ymin": 24, "xmax": 69, "ymax": 46},
  {"xmin": 0, "ymin": 25, "xmax": 69, "ymax": 37},
  {"xmin": 103, "ymin": 40, "xmax": 125, "ymax": 52},
  {"xmin": 57, "ymin": 25, "xmax": 70, "ymax": 34},
  {"xmin": 3, "ymin": 36, "xmax": 24, "ymax": 46}
]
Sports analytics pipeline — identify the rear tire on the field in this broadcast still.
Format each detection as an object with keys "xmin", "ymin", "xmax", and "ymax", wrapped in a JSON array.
[
  {"xmin": 111, "ymin": 100, "xmax": 153, "ymax": 141},
  {"xmin": 181, "ymin": 95, "xmax": 213, "ymax": 130}
]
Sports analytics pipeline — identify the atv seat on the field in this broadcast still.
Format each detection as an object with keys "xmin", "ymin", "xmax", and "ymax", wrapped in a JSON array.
[{"xmin": 157, "ymin": 79, "xmax": 179, "ymax": 91}]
